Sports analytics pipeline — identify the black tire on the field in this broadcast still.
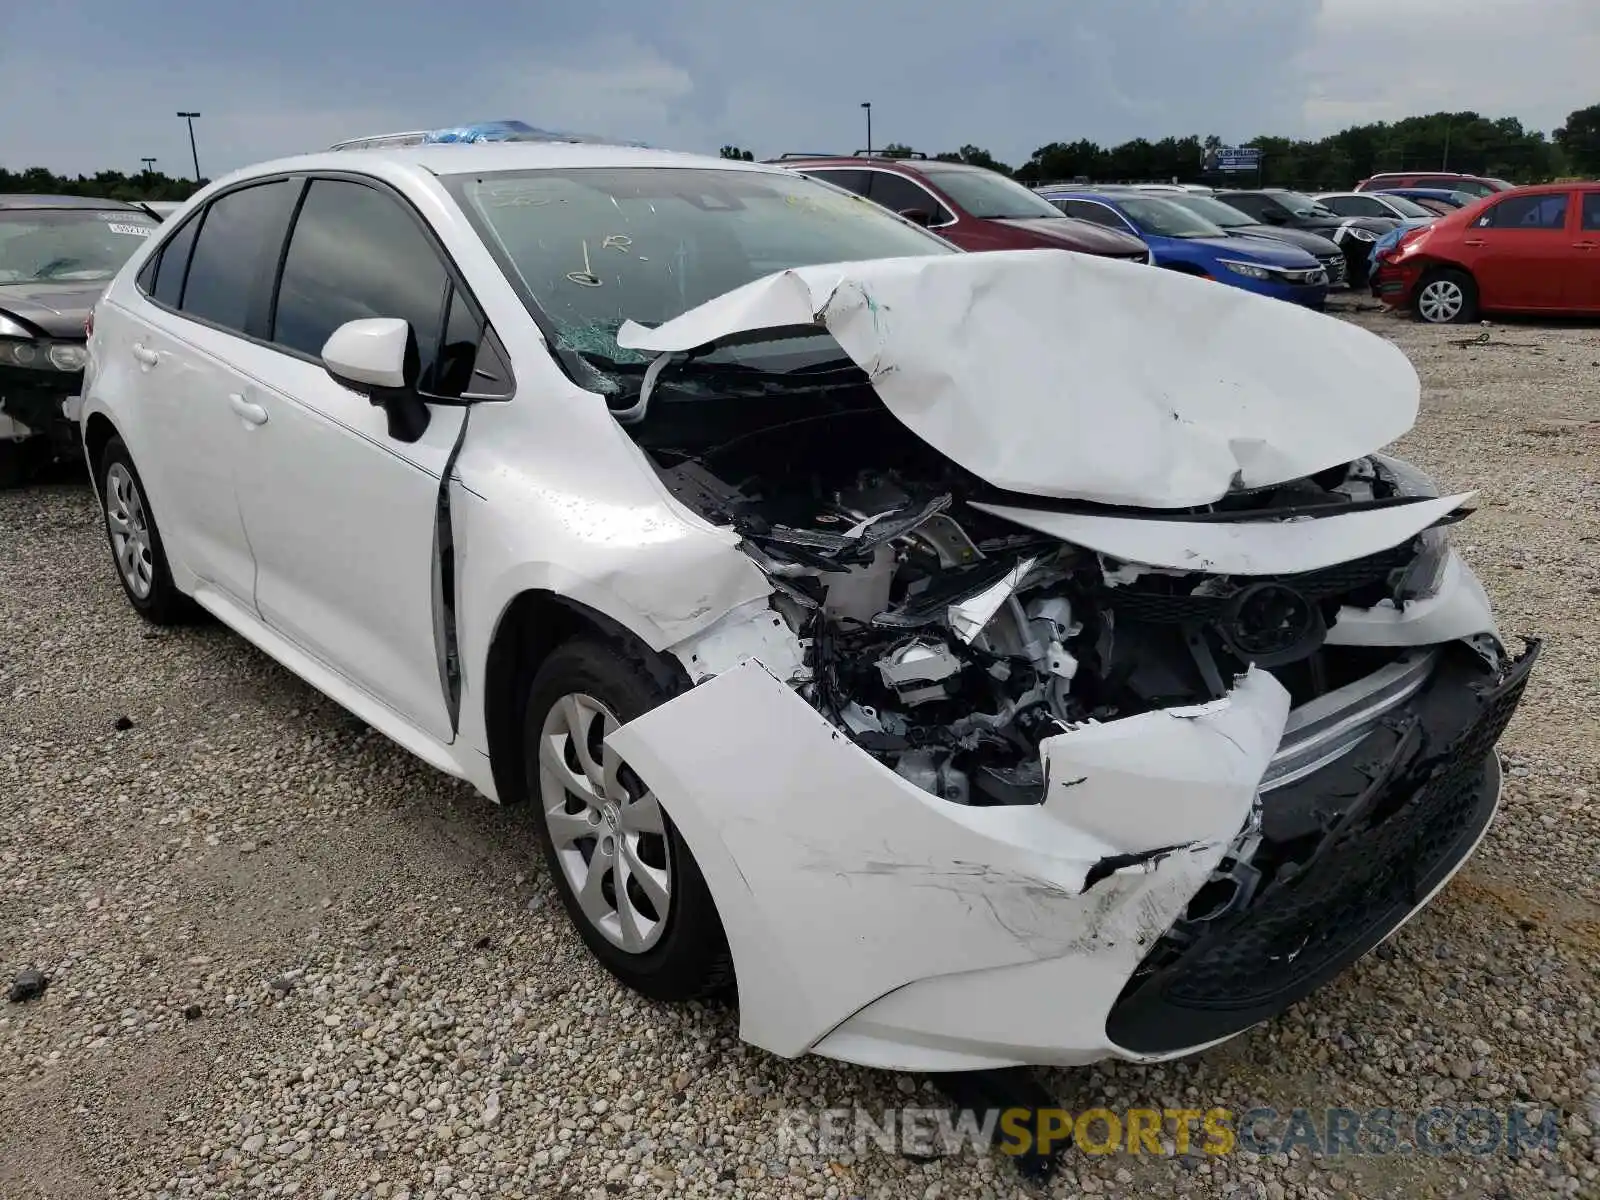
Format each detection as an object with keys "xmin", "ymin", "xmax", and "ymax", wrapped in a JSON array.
[
  {"xmin": 97, "ymin": 436, "xmax": 194, "ymax": 625},
  {"xmin": 522, "ymin": 635, "xmax": 734, "ymax": 1002},
  {"xmin": 1414, "ymin": 267, "xmax": 1479, "ymax": 325}
]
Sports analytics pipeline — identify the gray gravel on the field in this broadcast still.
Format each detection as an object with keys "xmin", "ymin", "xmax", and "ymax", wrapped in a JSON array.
[{"xmin": 3, "ymin": 297, "xmax": 1598, "ymax": 1199}]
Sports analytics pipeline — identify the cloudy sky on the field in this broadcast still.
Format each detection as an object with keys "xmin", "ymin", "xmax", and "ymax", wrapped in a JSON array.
[{"xmin": 4, "ymin": 0, "xmax": 1594, "ymax": 178}]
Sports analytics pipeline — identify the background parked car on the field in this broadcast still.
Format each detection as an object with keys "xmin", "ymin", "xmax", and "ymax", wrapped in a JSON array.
[
  {"xmin": 134, "ymin": 200, "xmax": 185, "ymax": 221},
  {"xmin": 1314, "ymin": 191, "xmax": 1440, "ymax": 227},
  {"xmin": 0, "ymin": 194, "xmax": 159, "ymax": 485},
  {"xmin": 1376, "ymin": 187, "xmax": 1475, "ymax": 216},
  {"xmin": 1372, "ymin": 183, "xmax": 1600, "ymax": 322},
  {"xmin": 1212, "ymin": 188, "xmax": 1397, "ymax": 285},
  {"xmin": 1149, "ymin": 189, "xmax": 1350, "ymax": 287},
  {"xmin": 1353, "ymin": 172, "xmax": 1514, "ymax": 198},
  {"xmin": 773, "ymin": 154, "xmax": 1151, "ymax": 262},
  {"xmin": 1036, "ymin": 188, "xmax": 1330, "ymax": 306}
]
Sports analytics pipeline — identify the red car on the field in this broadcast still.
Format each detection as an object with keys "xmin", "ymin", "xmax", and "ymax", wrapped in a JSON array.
[
  {"xmin": 1354, "ymin": 172, "xmax": 1515, "ymax": 198},
  {"xmin": 769, "ymin": 153, "xmax": 1152, "ymax": 262},
  {"xmin": 1372, "ymin": 183, "xmax": 1600, "ymax": 323}
]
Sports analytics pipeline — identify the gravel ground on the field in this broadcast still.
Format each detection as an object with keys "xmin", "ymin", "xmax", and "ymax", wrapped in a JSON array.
[{"xmin": 2, "ymin": 297, "xmax": 1598, "ymax": 1200}]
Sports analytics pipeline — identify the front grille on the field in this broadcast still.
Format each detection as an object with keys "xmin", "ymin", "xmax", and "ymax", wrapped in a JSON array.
[
  {"xmin": 1319, "ymin": 255, "xmax": 1348, "ymax": 286},
  {"xmin": 1105, "ymin": 640, "xmax": 1539, "ymax": 1054},
  {"xmin": 1102, "ymin": 539, "xmax": 1416, "ymax": 625}
]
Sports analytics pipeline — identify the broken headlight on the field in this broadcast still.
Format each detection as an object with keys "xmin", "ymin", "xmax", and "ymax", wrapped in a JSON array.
[
  {"xmin": 1372, "ymin": 454, "xmax": 1450, "ymax": 601},
  {"xmin": 1371, "ymin": 452, "xmax": 1439, "ymax": 500}
]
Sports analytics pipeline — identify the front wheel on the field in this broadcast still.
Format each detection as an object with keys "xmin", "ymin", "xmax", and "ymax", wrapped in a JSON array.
[
  {"xmin": 522, "ymin": 636, "xmax": 734, "ymax": 1002},
  {"xmin": 1414, "ymin": 268, "xmax": 1478, "ymax": 324}
]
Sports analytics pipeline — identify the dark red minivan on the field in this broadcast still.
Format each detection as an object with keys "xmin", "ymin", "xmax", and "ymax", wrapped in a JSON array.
[{"xmin": 770, "ymin": 154, "xmax": 1152, "ymax": 262}]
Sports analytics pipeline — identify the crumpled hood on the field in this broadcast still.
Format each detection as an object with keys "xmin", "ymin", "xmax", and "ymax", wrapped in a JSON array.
[
  {"xmin": 0, "ymin": 281, "xmax": 104, "ymax": 339},
  {"xmin": 617, "ymin": 248, "xmax": 1420, "ymax": 509}
]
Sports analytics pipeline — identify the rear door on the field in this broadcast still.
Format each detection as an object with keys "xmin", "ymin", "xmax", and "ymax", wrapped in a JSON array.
[
  {"xmin": 105, "ymin": 180, "xmax": 301, "ymax": 607},
  {"xmin": 1573, "ymin": 192, "xmax": 1600, "ymax": 311},
  {"xmin": 1461, "ymin": 191, "xmax": 1573, "ymax": 309}
]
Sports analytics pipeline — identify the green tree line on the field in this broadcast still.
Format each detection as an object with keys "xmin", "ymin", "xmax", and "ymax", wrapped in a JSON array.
[
  {"xmin": 0, "ymin": 166, "xmax": 206, "ymax": 202},
  {"xmin": 11, "ymin": 104, "xmax": 1598, "ymax": 200},
  {"xmin": 724, "ymin": 103, "xmax": 1600, "ymax": 187}
]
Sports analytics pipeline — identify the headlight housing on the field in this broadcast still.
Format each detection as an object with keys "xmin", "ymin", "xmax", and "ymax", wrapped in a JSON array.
[
  {"xmin": 1346, "ymin": 227, "xmax": 1379, "ymax": 243},
  {"xmin": 1371, "ymin": 454, "xmax": 1452, "ymax": 601},
  {"xmin": 0, "ymin": 311, "xmax": 89, "ymax": 373},
  {"xmin": 47, "ymin": 344, "xmax": 88, "ymax": 371},
  {"xmin": 1218, "ymin": 259, "xmax": 1272, "ymax": 280},
  {"xmin": 1371, "ymin": 452, "xmax": 1440, "ymax": 498}
]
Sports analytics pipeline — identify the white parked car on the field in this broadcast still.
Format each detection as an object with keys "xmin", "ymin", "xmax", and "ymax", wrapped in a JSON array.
[{"xmin": 80, "ymin": 132, "xmax": 1537, "ymax": 1072}]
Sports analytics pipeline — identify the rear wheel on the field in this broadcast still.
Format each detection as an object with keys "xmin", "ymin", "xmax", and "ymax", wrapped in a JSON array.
[
  {"xmin": 522, "ymin": 636, "xmax": 734, "ymax": 1001},
  {"xmin": 98, "ymin": 437, "xmax": 193, "ymax": 624},
  {"xmin": 1415, "ymin": 268, "xmax": 1478, "ymax": 324}
]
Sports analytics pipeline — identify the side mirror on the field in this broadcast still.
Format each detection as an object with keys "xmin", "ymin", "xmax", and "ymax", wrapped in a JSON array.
[
  {"xmin": 898, "ymin": 207, "xmax": 934, "ymax": 227},
  {"xmin": 321, "ymin": 317, "xmax": 431, "ymax": 443},
  {"xmin": 322, "ymin": 317, "xmax": 411, "ymax": 389}
]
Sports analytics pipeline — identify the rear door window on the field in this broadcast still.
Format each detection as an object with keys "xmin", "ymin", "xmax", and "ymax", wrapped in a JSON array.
[
  {"xmin": 865, "ymin": 173, "xmax": 953, "ymax": 224},
  {"xmin": 1478, "ymin": 193, "xmax": 1569, "ymax": 230},
  {"xmin": 1580, "ymin": 193, "xmax": 1600, "ymax": 231},
  {"xmin": 801, "ymin": 169, "xmax": 871, "ymax": 197},
  {"xmin": 1058, "ymin": 199, "xmax": 1127, "ymax": 229},
  {"xmin": 148, "ymin": 212, "xmax": 202, "ymax": 307},
  {"xmin": 1324, "ymin": 195, "xmax": 1390, "ymax": 218},
  {"xmin": 180, "ymin": 180, "xmax": 300, "ymax": 335}
]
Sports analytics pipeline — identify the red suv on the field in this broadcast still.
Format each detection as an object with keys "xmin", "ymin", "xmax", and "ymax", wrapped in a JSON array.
[
  {"xmin": 770, "ymin": 153, "xmax": 1151, "ymax": 262},
  {"xmin": 1372, "ymin": 183, "xmax": 1600, "ymax": 322},
  {"xmin": 1354, "ymin": 172, "xmax": 1514, "ymax": 198}
]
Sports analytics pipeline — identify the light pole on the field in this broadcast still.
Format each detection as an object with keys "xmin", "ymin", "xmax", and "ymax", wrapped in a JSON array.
[
  {"xmin": 177, "ymin": 112, "xmax": 202, "ymax": 182},
  {"xmin": 861, "ymin": 102, "xmax": 872, "ymax": 158},
  {"xmin": 140, "ymin": 157, "xmax": 157, "ymax": 176},
  {"xmin": 1441, "ymin": 121, "xmax": 1451, "ymax": 171}
]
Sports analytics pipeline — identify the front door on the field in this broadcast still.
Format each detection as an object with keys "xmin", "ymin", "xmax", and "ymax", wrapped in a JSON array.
[{"xmin": 224, "ymin": 176, "xmax": 490, "ymax": 742}]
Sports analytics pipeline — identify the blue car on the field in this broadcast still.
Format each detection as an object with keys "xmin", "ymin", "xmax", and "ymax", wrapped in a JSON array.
[{"xmin": 1036, "ymin": 188, "xmax": 1330, "ymax": 307}]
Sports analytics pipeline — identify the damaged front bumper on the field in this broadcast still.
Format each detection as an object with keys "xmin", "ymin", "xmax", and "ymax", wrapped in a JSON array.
[
  {"xmin": 607, "ymin": 632, "xmax": 1536, "ymax": 1072},
  {"xmin": 0, "ymin": 364, "xmax": 85, "ymax": 455}
]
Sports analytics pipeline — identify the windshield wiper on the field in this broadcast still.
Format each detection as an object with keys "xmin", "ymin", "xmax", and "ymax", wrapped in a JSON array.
[{"xmin": 605, "ymin": 351, "xmax": 862, "ymax": 424}]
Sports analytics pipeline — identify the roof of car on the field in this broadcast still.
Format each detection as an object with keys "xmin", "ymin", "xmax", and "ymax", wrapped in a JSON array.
[
  {"xmin": 764, "ymin": 155, "xmax": 968, "ymax": 171},
  {"xmin": 0, "ymin": 193, "xmax": 143, "ymax": 210},
  {"xmin": 230, "ymin": 141, "xmax": 787, "ymax": 183}
]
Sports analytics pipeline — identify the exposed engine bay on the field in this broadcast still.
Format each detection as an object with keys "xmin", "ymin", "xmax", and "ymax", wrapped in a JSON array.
[{"xmin": 638, "ymin": 394, "xmax": 1464, "ymax": 808}]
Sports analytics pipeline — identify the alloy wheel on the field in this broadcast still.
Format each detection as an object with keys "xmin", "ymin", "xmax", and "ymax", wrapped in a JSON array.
[
  {"xmin": 1417, "ymin": 278, "xmax": 1465, "ymax": 323},
  {"xmin": 537, "ymin": 692, "xmax": 672, "ymax": 953},
  {"xmin": 105, "ymin": 463, "xmax": 155, "ymax": 599}
]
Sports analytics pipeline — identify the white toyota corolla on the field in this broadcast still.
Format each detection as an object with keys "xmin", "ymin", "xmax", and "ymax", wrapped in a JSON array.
[{"xmin": 80, "ymin": 126, "xmax": 1537, "ymax": 1072}]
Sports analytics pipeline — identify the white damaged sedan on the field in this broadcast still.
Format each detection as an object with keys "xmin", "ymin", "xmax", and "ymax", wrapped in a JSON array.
[{"xmin": 80, "ymin": 133, "xmax": 1537, "ymax": 1072}]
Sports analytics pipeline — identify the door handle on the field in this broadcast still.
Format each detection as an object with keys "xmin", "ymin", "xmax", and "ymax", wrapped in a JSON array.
[
  {"xmin": 227, "ymin": 393, "xmax": 269, "ymax": 426},
  {"xmin": 1576, "ymin": 241, "xmax": 1598, "ymax": 250},
  {"xmin": 1463, "ymin": 239, "xmax": 1485, "ymax": 247},
  {"xmin": 131, "ymin": 342, "xmax": 160, "ymax": 367}
]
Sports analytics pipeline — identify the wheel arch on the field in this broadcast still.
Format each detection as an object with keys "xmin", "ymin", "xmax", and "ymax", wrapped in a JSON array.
[
  {"xmin": 83, "ymin": 412, "xmax": 119, "ymax": 488},
  {"xmin": 481, "ymin": 589, "xmax": 691, "ymax": 807}
]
